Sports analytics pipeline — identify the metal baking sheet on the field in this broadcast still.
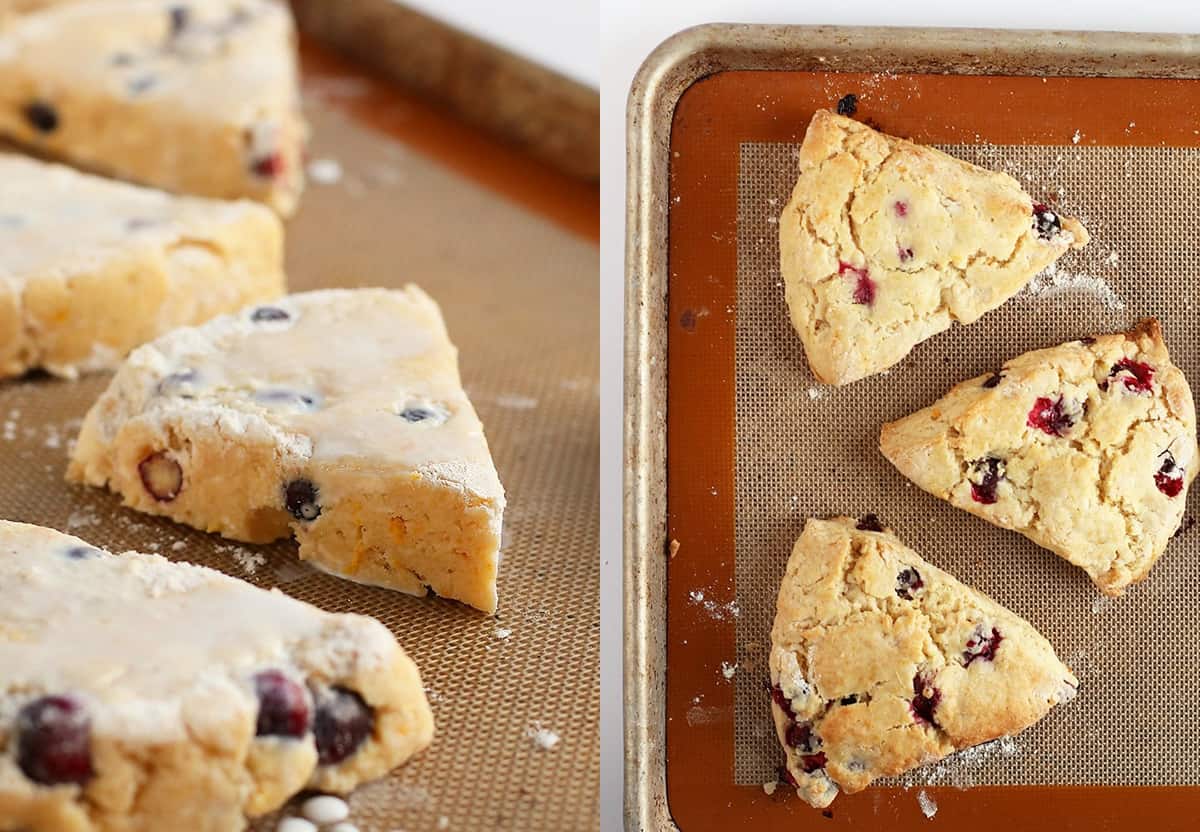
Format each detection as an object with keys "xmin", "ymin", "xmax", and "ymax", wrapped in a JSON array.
[
  {"xmin": 0, "ymin": 35, "xmax": 599, "ymax": 832},
  {"xmin": 624, "ymin": 23, "xmax": 1200, "ymax": 832}
]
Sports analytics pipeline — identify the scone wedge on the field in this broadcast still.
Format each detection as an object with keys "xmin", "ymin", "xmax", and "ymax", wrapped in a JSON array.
[
  {"xmin": 880, "ymin": 319, "xmax": 1197, "ymax": 595},
  {"xmin": 780, "ymin": 110, "xmax": 1088, "ymax": 385},
  {"xmin": 0, "ymin": 0, "xmax": 305, "ymax": 214},
  {"xmin": 67, "ymin": 288, "xmax": 506, "ymax": 613},
  {"xmin": 0, "ymin": 521, "xmax": 433, "ymax": 832},
  {"xmin": 770, "ymin": 517, "xmax": 1076, "ymax": 808},
  {"xmin": 0, "ymin": 153, "xmax": 283, "ymax": 379}
]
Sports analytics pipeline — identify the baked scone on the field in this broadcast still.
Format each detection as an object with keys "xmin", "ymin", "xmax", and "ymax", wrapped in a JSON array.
[
  {"xmin": 0, "ymin": 520, "xmax": 434, "ymax": 832},
  {"xmin": 0, "ymin": 0, "xmax": 305, "ymax": 214},
  {"xmin": 770, "ymin": 517, "xmax": 1077, "ymax": 808},
  {"xmin": 880, "ymin": 319, "xmax": 1197, "ymax": 596},
  {"xmin": 67, "ymin": 288, "xmax": 506, "ymax": 613},
  {"xmin": 0, "ymin": 153, "xmax": 283, "ymax": 379},
  {"xmin": 780, "ymin": 110, "xmax": 1089, "ymax": 385}
]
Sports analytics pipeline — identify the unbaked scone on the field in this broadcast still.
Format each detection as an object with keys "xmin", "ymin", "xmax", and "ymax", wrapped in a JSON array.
[
  {"xmin": 780, "ymin": 110, "xmax": 1089, "ymax": 385},
  {"xmin": 67, "ymin": 288, "xmax": 506, "ymax": 613},
  {"xmin": 0, "ymin": 520, "xmax": 434, "ymax": 832},
  {"xmin": 0, "ymin": 0, "xmax": 305, "ymax": 214},
  {"xmin": 770, "ymin": 517, "xmax": 1077, "ymax": 808},
  {"xmin": 0, "ymin": 153, "xmax": 284, "ymax": 379},
  {"xmin": 880, "ymin": 319, "xmax": 1197, "ymax": 596}
]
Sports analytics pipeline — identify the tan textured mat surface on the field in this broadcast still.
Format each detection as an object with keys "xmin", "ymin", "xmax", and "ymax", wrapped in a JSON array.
[
  {"xmin": 0, "ymin": 58, "xmax": 599, "ymax": 831},
  {"xmin": 733, "ymin": 140, "xmax": 1199, "ymax": 787}
]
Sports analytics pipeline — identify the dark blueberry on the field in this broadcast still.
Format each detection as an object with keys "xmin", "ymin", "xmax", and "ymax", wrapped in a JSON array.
[
  {"xmin": 910, "ymin": 673, "xmax": 941, "ymax": 727},
  {"xmin": 64, "ymin": 546, "xmax": 101, "ymax": 561},
  {"xmin": 1080, "ymin": 336, "xmax": 1096, "ymax": 345},
  {"xmin": 778, "ymin": 765, "xmax": 799, "ymax": 787},
  {"xmin": 962, "ymin": 626, "xmax": 1004, "ymax": 666},
  {"xmin": 835, "ymin": 93, "xmax": 858, "ymax": 116},
  {"xmin": 969, "ymin": 457, "xmax": 1004, "ymax": 505},
  {"xmin": 127, "ymin": 75, "xmax": 158, "ymax": 96},
  {"xmin": 17, "ymin": 696, "xmax": 94, "ymax": 785},
  {"xmin": 255, "ymin": 388, "xmax": 319, "ymax": 411},
  {"xmin": 838, "ymin": 694, "xmax": 859, "ymax": 706},
  {"xmin": 822, "ymin": 809, "xmax": 834, "ymax": 819},
  {"xmin": 855, "ymin": 514, "xmax": 883, "ymax": 532},
  {"xmin": 251, "ymin": 152, "xmax": 285, "ymax": 179},
  {"xmin": 1032, "ymin": 202, "xmax": 1061, "ymax": 239},
  {"xmin": 399, "ymin": 407, "xmax": 436, "ymax": 423},
  {"xmin": 110, "ymin": 52, "xmax": 135, "ymax": 66},
  {"xmin": 982, "ymin": 371, "xmax": 1003, "ymax": 389},
  {"xmin": 897, "ymin": 245, "xmax": 913, "ymax": 262},
  {"xmin": 313, "ymin": 686, "xmax": 374, "ymax": 765},
  {"xmin": 1156, "ymin": 452, "xmax": 1184, "ymax": 498},
  {"xmin": 254, "ymin": 670, "xmax": 311, "ymax": 738},
  {"xmin": 23, "ymin": 100, "xmax": 59, "ymax": 134},
  {"xmin": 1027, "ymin": 396, "xmax": 1075, "ymax": 436},
  {"xmin": 838, "ymin": 261, "xmax": 875, "ymax": 306},
  {"xmin": 284, "ymin": 479, "xmax": 321, "ymax": 521},
  {"xmin": 138, "ymin": 451, "xmax": 183, "ymax": 501},
  {"xmin": 800, "ymin": 752, "xmax": 828, "ymax": 772},
  {"xmin": 250, "ymin": 306, "xmax": 289, "ymax": 323},
  {"xmin": 126, "ymin": 217, "xmax": 162, "ymax": 232},
  {"xmin": 769, "ymin": 684, "xmax": 796, "ymax": 722},
  {"xmin": 896, "ymin": 567, "xmax": 924, "ymax": 600},
  {"xmin": 156, "ymin": 368, "xmax": 199, "ymax": 398},
  {"xmin": 1109, "ymin": 359, "xmax": 1155, "ymax": 394},
  {"xmin": 168, "ymin": 5, "xmax": 190, "ymax": 35}
]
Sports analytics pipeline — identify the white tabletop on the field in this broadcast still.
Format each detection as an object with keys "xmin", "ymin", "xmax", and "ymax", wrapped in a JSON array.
[{"xmin": 599, "ymin": 2, "xmax": 1200, "ymax": 830}]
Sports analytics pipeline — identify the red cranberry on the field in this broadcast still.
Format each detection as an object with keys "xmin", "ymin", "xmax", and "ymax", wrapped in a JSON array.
[
  {"xmin": 969, "ymin": 457, "xmax": 1003, "ymax": 504},
  {"xmin": 252, "ymin": 152, "xmax": 285, "ymax": 179},
  {"xmin": 17, "ymin": 696, "xmax": 94, "ymax": 785},
  {"xmin": 896, "ymin": 567, "xmax": 924, "ymax": 600},
  {"xmin": 1109, "ymin": 359, "xmax": 1155, "ymax": 394},
  {"xmin": 284, "ymin": 479, "xmax": 321, "ymax": 521},
  {"xmin": 313, "ymin": 686, "xmax": 374, "ymax": 765},
  {"xmin": 1032, "ymin": 202, "xmax": 1061, "ymax": 239},
  {"xmin": 982, "ymin": 371, "xmax": 1003, "ymax": 389},
  {"xmin": 138, "ymin": 452, "xmax": 182, "ymax": 501},
  {"xmin": 894, "ymin": 201, "xmax": 908, "ymax": 217},
  {"xmin": 770, "ymin": 684, "xmax": 797, "ymax": 723},
  {"xmin": 778, "ymin": 765, "xmax": 800, "ymax": 787},
  {"xmin": 786, "ymin": 722, "xmax": 816, "ymax": 752},
  {"xmin": 254, "ymin": 670, "xmax": 311, "ymax": 738},
  {"xmin": 855, "ymin": 514, "xmax": 883, "ymax": 532},
  {"xmin": 962, "ymin": 626, "xmax": 1004, "ymax": 666},
  {"xmin": 1156, "ymin": 453, "xmax": 1185, "ymax": 498},
  {"xmin": 898, "ymin": 245, "xmax": 914, "ymax": 262},
  {"xmin": 800, "ymin": 751, "xmax": 828, "ymax": 772},
  {"xmin": 24, "ymin": 101, "xmax": 58, "ymax": 133},
  {"xmin": 835, "ymin": 93, "xmax": 857, "ymax": 116},
  {"xmin": 1027, "ymin": 396, "xmax": 1075, "ymax": 436},
  {"xmin": 838, "ymin": 261, "xmax": 876, "ymax": 306},
  {"xmin": 910, "ymin": 673, "xmax": 940, "ymax": 726}
]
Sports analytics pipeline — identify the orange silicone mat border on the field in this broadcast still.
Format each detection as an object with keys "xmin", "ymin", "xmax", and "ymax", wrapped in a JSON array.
[{"xmin": 665, "ymin": 70, "xmax": 1200, "ymax": 830}]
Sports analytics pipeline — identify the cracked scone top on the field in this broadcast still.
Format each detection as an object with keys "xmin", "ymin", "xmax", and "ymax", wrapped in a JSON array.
[
  {"xmin": 0, "ymin": 153, "xmax": 283, "ymax": 379},
  {"xmin": 880, "ymin": 319, "xmax": 1197, "ymax": 596},
  {"xmin": 67, "ymin": 287, "xmax": 507, "ymax": 613},
  {"xmin": 0, "ymin": 521, "xmax": 434, "ymax": 832},
  {"xmin": 0, "ymin": 0, "xmax": 305, "ymax": 214},
  {"xmin": 770, "ymin": 517, "xmax": 1076, "ymax": 809},
  {"xmin": 780, "ymin": 110, "xmax": 1089, "ymax": 385}
]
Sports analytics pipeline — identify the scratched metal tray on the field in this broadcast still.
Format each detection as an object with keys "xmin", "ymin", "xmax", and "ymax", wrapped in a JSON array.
[{"xmin": 624, "ymin": 23, "xmax": 1200, "ymax": 832}]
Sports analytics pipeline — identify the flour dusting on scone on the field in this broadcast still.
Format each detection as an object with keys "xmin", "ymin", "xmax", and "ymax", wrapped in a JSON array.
[
  {"xmin": 770, "ymin": 517, "xmax": 1076, "ymax": 808},
  {"xmin": 779, "ymin": 110, "xmax": 1088, "ymax": 385},
  {"xmin": 0, "ymin": 520, "xmax": 433, "ymax": 832},
  {"xmin": 0, "ymin": 0, "xmax": 306, "ymax": 214},
  {"xmin": 0, "ymin": 153, "xmax": 284, "ymax": 379},
  {"xmin": 880, "ymin": 319, "xmax": 1197, "ymax": 596},
  {"xmin": 67, "ymin": 288, "xmax": 506, "ymax": 613}
]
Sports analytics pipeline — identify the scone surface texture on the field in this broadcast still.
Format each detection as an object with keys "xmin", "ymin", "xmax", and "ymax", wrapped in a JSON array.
[
  {"xmin": 770, "ymin": 517, "xmax": 1077, "ymax": 808},
  {"xmin": 880, "ymin": 319, "xmax": 1197, "ymax": 595},
  {"xmin": 0, "ymin": 520, "xmax": 434, "ymax": 832},
  {"xmin": 780, "ymin": 109, "xmax": 1088, "ymax": 385}
]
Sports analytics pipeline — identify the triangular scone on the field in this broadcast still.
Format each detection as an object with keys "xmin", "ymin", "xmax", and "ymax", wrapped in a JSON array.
[
  {"xmin": 0, "ymin": 0, "xmax": 305, "ymax": 214},
  {"xmin": 0, "ymin": 153, "xmax": 283, "ymax": 379},
  {"xmin": 780, "ymin": 110, "xmax": 1089, "ymax": 385},
  {"xmin": 0, "ymin": 521, "xmax": 433, "ymax": 831},
  {"xmin": 770, "ymin": 517, "xmax": 1076, "ymax": 808},
  {"xmin": 880, "ymin": 319, "xmax": 1197, "ymax": 596},
  {"xmin": 67, "ymin": 288, "xmax": 506, "ymax": 613}
]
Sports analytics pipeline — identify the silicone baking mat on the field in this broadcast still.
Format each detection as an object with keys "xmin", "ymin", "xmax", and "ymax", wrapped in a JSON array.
[
  {"xmin": 664, "ymin": 69, "xmax": 1200, "ymax": 829},
  {"xmin": 0, "ymin": 38, "xmax": 599, "ymax": 832}
]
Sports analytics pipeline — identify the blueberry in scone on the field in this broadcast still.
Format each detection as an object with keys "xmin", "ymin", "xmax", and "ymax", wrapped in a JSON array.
[
  {"xmin": 779, "ymin": 109, "xmax": 1089, "ymax": 385},
  {"xmin": 0, "ymin": 153, "xmax": 284, "ymax": 380},
  {"xmin": 770, "ymin": 517, "xmax": 1076, "ymax": 808},
  {"xmin": 67, "ymin": 288, "xmax": 506, "ymax": 613},
  {"xmin": 0, "ymin": 0, "xmax": 306, "ymax": 214},
  {"xmin": 880, "ymin": 319, "xmax": 1197, "ymax": 596},
  {"xmin": 0, "ymin": 520, "xmax": 434, "ymax": 831}
]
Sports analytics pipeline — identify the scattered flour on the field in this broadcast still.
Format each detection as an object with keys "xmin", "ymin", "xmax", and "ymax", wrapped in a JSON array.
[
  {"xmin": 762, "ymin": 780, "xmax": 778, "ymax": 796},
  {"xmin": 170, "ymin": 541, "xmax": 187, "ymax": 552},
  {"xmin": 494, "ymin": 627, "xmax": 512, "ymax": 640},
  {"xmin": 1105, "ymin": 250, "xmax": 1120, "ymax": 267},
  {"xmin": 1023, "ymin": 263, "xmax": 1125, "ymax": 311},
  {"xmin": 306, "ymin": 158, "xmax": 343, "ymax": 185},
  {"xmin": 215, "ymin": 543, "xmax": 266, "ymax": 575},
  {"xmin": 66, "ymin": 506, "xmax": 101, "ymax": 530},
  {"xmin": 917, "ymin": 789, "xmax": 938, "ymax": 819},
  {"xmin": 721, "ymin": 661, "xmax": 737, "ymax": 680},
  {"xmin": 1091, "ymin": 594, "xmax": 1116, "ymax": 614},
  {"xmin": 901, "ymin": 736, "xmax": 1022, "ymax": 788},
  {"xmin": 495, "ymin": 394, "xmax": 538, "ymax": 410},
  {"xmin": 806, "ymin": 387, "xmax": 824, "ymax": 401},
  {"xmin": 526, "ymin": 724, "xmax": 560, "ymax": 750},
  {"xmin": 687, "ymin": 589, "xmax": 740, "ymax": 621},
  {"xmin": 1071, "ymin": 129, "xmax": 1082, "ymax": 144}
]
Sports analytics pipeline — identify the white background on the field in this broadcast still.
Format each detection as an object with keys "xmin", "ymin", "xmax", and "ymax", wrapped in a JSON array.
[{"xmin": 599, "ymin": 2, "xmax": 1200, "ymax": 831}]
